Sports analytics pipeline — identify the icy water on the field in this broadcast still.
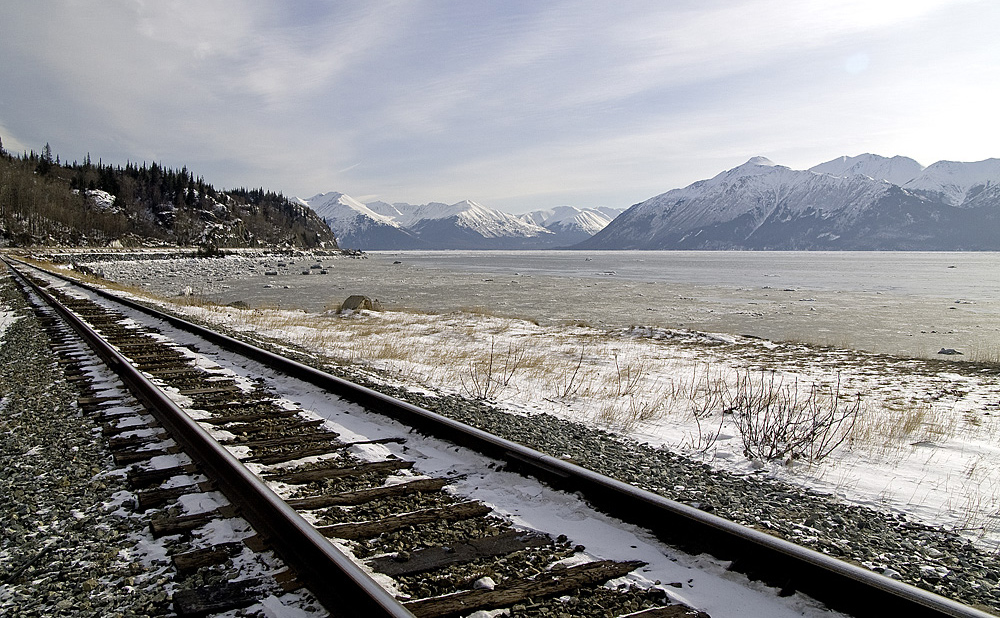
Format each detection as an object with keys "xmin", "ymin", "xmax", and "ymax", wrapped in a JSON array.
[{"xmin": 121, "ymin": 250, "xmax": 1000, "ymax": 360}]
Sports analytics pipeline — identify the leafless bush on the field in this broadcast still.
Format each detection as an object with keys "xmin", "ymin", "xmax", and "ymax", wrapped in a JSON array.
[
  {"xmin": 611, "ymin": 352, "xmax": 644, "ymax": 397},
  {"xmin": 556, "ymin": 346, "xmax": 586, "ymax": 399},
  {"xmin": 730, "ymin": 370, "xmax": 860, "ymax": 463},
  {"xmin": 684, "ymin": 406, "xmax": 727, "ymax": 453},
  {"xmin": 688, "ymin": 363, "xmax": 730, "ymax": 420},
  {"xmin": 461, "ymin": 337, "xmax": 527, "ymax": 400}
]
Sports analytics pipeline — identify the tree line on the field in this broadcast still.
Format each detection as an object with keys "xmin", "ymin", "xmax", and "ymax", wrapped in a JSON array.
[{"xmin": 0, "ymin": 140, "xmax": 336, "ymax": 249}]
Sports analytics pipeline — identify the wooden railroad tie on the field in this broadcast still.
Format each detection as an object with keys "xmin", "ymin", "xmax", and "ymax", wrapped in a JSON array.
[
  {"xmin": 196, "ymin": 408, "xmax": 296, "ymax": 424},
  {"xmin": 263, "ymin": 459, "xmax": 415, "ymax": 484},
  {"xmin": 369, "ymin": 529, "xmax": 552, "ymax": 577},
  {"xmin": 136, "ymin": 481, "xmax": 216, "ymax": 511},
  {"xmin": 127, "ymin": 464, "xmax": 200, "ymax": 489},
  {"xmin": 113, "ymin": 444, "xmax": 182, "ymax": 466},
  {"xmin": 287, "ymin": 477, "xmax": 449, "ymax": 510},
  {"xmin": 224, "ymin": 430, "xmax": 341, "ymax": 451},
  {"xmin": 172, "ymin": 541, "xmax": 245, "ymax": 575},
  {"xmin": 402, "ymin": 559, "xmax": 646, "ymax": 618},
  {"xmin": 220, "ymin": 418, "xmax": 325, "ymax": 437},
  {"xmin": 150, "ymin": 505, "xmax": 237, "ymax": 537},
  {"xmin": 317, "ymin": 501, "xmax": 493, "ymax": 540}
]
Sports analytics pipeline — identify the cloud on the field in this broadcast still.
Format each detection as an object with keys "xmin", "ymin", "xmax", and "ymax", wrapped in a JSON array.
[
  {"xmin": 0, "ymin": 123, "xmax": 28, "ymax": 154},
  {"xmin": 0, "ymin": 0, "xmax": 996, "ymax": 209}
]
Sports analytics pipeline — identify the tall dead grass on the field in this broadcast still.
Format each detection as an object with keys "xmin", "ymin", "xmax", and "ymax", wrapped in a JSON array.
[{"xmin": 141, "ymin": 297, "xmax": 969, "ymax": 466}]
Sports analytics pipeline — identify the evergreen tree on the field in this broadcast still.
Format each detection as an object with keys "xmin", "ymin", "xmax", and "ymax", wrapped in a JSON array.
[{"xmin": 36, "ymin": 142, "xmax": 53, "ymax": 175}]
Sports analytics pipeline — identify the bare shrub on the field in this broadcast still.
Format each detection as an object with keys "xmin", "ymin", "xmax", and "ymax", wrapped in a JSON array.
[
  {"xmin": 611, "ymin": 352, "xmax": 644, "ymax": 397},
  {"xmin": 730, "ymin": 370, "xmax": 860, "ymax": 463},
  {"xmin": 556, "ymin": 346, "xmax": 587, "ymax": 399},
  {"xmin": 688, "ymin": 363, "xmax": 730, "ymax": 420},
  {"xmin": 684, "ymin": 406, "xmax": 727, "ymax": 453},
  {"xmin": 460, "ymin": 337, "xmax": 527, "ymax": 400}
]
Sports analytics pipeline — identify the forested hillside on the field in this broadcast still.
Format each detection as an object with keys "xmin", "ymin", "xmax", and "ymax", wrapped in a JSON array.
[{"xmin": 0, "ymin": 141, "xmax": 337, "ymax": 249}]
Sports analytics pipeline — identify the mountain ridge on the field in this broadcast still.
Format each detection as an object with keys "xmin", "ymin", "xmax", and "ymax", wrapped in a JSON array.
[
  {"xmin": 577, "ymin": 154, "xmax": 1000, "ymax": 251},
  {"xmin": 298, "ymin": 193, "xmax": 624, "ymax": 250}
]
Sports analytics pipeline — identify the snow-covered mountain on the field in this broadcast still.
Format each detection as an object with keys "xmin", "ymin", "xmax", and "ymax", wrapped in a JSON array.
[
  {"xmin": 400, "ymin": 200, "xmax": 548, "ymax": 239},
  {"xmin": 807, "ymin": 153, "xmax": 924, "ymax": 186},
  {"xmin": 297, "ymin": 192, "xmax": 426, "ymax": 249},
  {"xmin": 297, "ymin": 194, "xmax": 620, "ymax": 249},
  {"xmin": 407, "ymin": 200, "xmax": 558, "ymax": 249},
  {"xmin": 902, "ymin": 159, "xmax": 1000, "ymax": 206},
  {"xmin": 518, "ymin": 206, "xmax": 625, "ymax": 245},
  {"xmin": 578, "ymin": 155, "xmax": 1000, "ymax": 250},
  {"xmin": 520, "ymin": 206, "xmax": 624, "ymax": 233}
]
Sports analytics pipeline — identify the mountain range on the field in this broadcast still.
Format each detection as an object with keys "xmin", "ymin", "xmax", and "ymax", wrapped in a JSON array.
[
  {"xmin": 297, "ymin": 153, "xmax": 1000, "ymax": 252},
  {"xmin": 295, "ymin": 193, "xmax": 624, "ymax": 250},
  {"xmin": 578, "ymin": 154, "xmax": 1000, "ymax": 250}
]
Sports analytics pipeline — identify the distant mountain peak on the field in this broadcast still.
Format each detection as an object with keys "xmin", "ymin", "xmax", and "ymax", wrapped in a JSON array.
[
  {"xmin": 517, "ymin": 205, "xmax": 625, "ymax": 239},
  {"xmin": 577, "ymin": 153, "xmax": 1000, "ymax": 251},
  {"xmin": 299, "ymin": 192, "xmax": 399, "ymax": 228},
  {"xmin": 809, "ymin": 154, "xmax": 924, "ymax": 186},
  {"xmin": 293, "ymin": 192, "xmax": 618, "ymax": 249},
  {"xmin": 903, "ymin": 158, "xmax": 1000, "ymax": 205}
]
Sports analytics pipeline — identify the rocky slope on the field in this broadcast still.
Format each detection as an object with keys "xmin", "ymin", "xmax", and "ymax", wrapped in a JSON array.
[{"xmin": 0, "ymin": 149, "xmax": 336, "ymax": 249}]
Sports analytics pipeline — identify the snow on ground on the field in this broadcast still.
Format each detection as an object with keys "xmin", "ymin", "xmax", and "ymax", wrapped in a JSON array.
[
  {"xmin": 0, "ymin": 274, "xmax": 22, "ymax": 342},
  {"xmin": 31, "ymin": 255, "xmax": 1000, "ymax": 547},
  {"xmin": 31, "ymin": 272, "xmax": 843, "ymax": 618},
  {"xmin": 145, "ymin": 294, "xmax": 1000, "ymax": 551},
  {"xmin": 24, "ymin": 256, "xmax": 1000, "ymax": 614}
]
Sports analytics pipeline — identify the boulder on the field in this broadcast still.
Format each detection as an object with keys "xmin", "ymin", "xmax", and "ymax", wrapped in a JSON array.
[
  {"xmin": 342, "ymin": 295, "xmax": 383, "ymax": 312},
  {"xmin": 937, "ymin": 348, "xmax": 963, "ymax": 355}
]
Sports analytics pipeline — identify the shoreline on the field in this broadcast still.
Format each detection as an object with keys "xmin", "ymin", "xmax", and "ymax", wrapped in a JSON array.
[{"xmin": 24, "ymin": 247, "xmax": 998, "ymax": 361}]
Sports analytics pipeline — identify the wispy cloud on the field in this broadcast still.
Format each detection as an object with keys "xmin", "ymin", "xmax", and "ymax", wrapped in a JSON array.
[{"xmin": 0, "ymin": 0, "xmax": 996, "ymax": 210}]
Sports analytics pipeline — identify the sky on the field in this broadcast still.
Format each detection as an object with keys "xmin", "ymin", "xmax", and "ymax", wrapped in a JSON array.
[{"xmin": 1, "ymin": 0, "xmax": 998, "ymax": 213}]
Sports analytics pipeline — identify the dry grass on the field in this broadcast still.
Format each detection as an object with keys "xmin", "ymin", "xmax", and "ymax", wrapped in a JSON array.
[
  {"xmin": 969, "ymin": 346, "xmax": 1000, "ymax": 365},
  {"xmin": 200, "ymin": 302, "xmax": 963, "ymax": 463},
  {"xmin": 29, "ymin": 261, "xmax": 979, "ymax": 468},
  {"xmin": 848, "ymin": 396, "xmax": 957, "ymax": 455}
]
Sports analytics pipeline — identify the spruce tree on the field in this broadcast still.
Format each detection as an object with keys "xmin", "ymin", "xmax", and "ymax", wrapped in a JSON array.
[{"xmin": 36, "ymin": 142, "xmax": 54, "ymax": 175}]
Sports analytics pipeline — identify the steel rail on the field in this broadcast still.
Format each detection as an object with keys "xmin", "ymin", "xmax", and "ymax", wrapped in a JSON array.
[
  {"xmin": 12, "ymin": 258, "xmax": 998, "ymax": 618},
  {"xmin": 5, "ymin": 261, "xmax": 416, "ymax": 618}
]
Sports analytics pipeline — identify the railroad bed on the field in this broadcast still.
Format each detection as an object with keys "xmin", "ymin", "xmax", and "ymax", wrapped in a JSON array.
[{"xmin": 3, "ymin": 258, "xmax": 993, "ymax": 618}]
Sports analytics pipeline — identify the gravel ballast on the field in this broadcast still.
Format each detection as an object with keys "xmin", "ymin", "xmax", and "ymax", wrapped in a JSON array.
[{"xmin": 0, "ymin": 272, "xmax": 172, "ymax": 617}]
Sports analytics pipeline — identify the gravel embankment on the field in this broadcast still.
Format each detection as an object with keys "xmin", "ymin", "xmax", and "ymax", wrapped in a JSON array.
[{"xmin": 0, "ymin": 274, "xmax": 171, "ymax": 617}]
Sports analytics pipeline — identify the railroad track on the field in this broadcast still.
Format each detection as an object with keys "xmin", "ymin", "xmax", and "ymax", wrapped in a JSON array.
[{"xmin": 4, "ymin": 257, "xmax": 995, "ymax": 618}]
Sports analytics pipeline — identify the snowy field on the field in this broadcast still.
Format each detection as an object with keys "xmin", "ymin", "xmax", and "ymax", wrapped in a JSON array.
[
  {"xmin": 175, "ymin": 298, "xmax": 1000, "ymax": 549},
  {"xmin": 53, "ymin": 251, "xmax": 1000, "ymax": 552}
]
